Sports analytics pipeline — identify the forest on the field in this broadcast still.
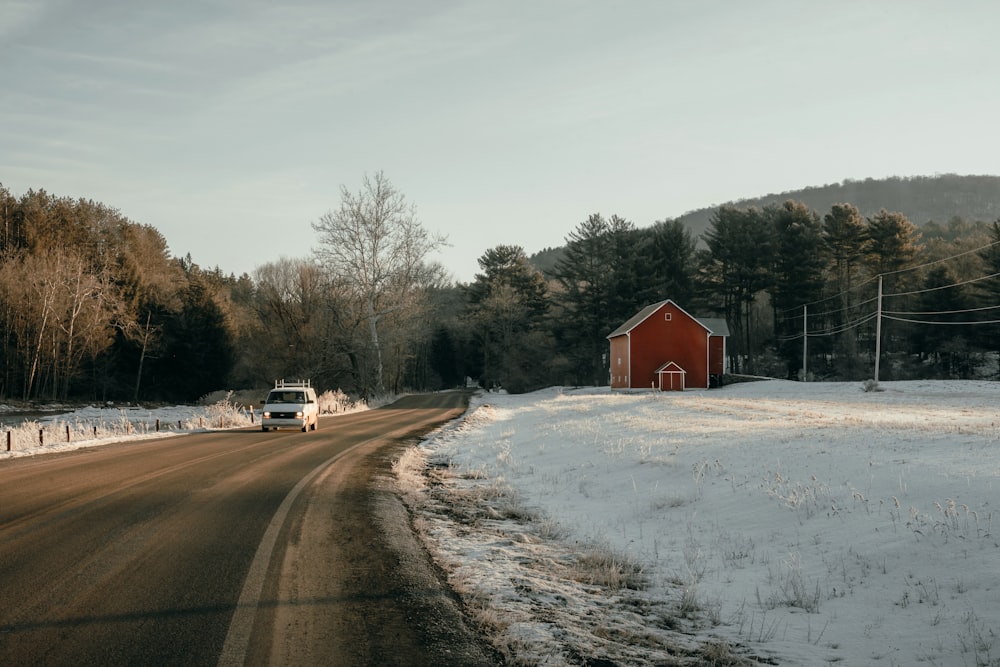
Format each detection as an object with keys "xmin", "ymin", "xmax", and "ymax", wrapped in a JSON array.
[{"xmin": 1, "ymin": 173, "xmax": 998, "ymax": 404}]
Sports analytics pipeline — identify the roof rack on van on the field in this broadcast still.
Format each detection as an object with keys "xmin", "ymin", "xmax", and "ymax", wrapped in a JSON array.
[{"xmin": 274, "ymin": 379, "xmax": 311, "ymax": 389}]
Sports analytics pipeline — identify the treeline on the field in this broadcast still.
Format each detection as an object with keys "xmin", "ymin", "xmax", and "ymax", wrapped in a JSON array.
[
  {"xmin": 3, "ymin": 178, "xmax": 999, "ymax": 403},
  {"xmin": 0, "ymin": 177, "xmax": 445, "ymax": 403},
  {"xmin": 0, "ymin": 186, "xmax": 244, "ymax": 402},
  {"xmin": 457, "ymin": 203, "xmax": 1000, "ymax": 389}
]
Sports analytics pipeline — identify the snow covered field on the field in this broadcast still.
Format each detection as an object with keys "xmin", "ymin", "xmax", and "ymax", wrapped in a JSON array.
[
  {"xmin": 4, "ymin": 381, "xmax": 997, "ymax": 665},
  {"xmin": 399, "ymin": 380, "xmax": 1000, "ymax": 666}
]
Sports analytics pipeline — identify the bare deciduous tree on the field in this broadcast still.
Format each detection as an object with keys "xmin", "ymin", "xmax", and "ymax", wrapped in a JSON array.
[{"xmin": 312, "ymin": 172, "xmax": 446, "ymax": 395}]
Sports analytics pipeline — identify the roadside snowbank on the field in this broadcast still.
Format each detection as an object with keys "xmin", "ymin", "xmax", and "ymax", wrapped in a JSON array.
[{"xmin": 0, "ymin": 403, "xmax": 250, "ymax": 458}]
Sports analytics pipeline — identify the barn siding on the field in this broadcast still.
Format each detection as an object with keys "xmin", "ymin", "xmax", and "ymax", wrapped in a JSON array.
[
  {"xmin": 627, "ymin": 302, "xmax": 710, "ymax": 389},
  {"xmin": 607, "ymin": 300, "xmax": 727, "ymax": 391},
  {"xmin": 709, "ymin": 335, "xmax": 726, "ymax": 376},
  {"xmin": 609, "ymin": 336, "xmax": 630, "ymax": 388}
]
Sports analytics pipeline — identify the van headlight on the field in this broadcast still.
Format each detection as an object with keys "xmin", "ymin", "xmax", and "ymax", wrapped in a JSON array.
[
  {"xmin": 295, "ymin": 411, "xmax": 304, "ymax": 418},
  {"xmin": 263, "ymin": 411, "xmax": 271, "ymax": 418}
]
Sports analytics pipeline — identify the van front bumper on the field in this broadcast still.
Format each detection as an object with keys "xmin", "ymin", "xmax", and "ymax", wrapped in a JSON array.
[{"xmin": 262, "ymin": 418, "xmax": 307, "ymax": 430}]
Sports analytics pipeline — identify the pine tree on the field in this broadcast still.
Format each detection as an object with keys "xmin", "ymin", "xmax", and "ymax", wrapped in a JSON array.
[
  {"xmin": 975, "ymin": 220, "xmax": 1000, "ymax": 375},
  {"xmin": 702, "ymin": 206, "xmax": 774, "ymax": 373},
  {"xmin": 467, "ymin": 245, "xmax": 550, "ymax": 392},
  {"xmin": 768, "ymin": 201, "xmax": 827, "ymax": 378}
]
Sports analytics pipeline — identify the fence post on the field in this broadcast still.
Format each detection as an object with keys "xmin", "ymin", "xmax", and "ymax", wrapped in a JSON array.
[
  {"xmin": 6, "ymin": 431, "xmax": 10, "ymax": 451},
  {"xmin": 156, "ymin": 418, "xmax": 160, "ymax": 432},
  {"xmin": 39, "ymin": 429, "xmax": 44, "ymax": 446},
  {"xmin": 66, "ymin": 425, "xmax": 70, "ymax": 442}
]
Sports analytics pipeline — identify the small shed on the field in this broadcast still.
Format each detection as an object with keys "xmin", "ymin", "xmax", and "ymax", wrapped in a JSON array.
[{"xmin": 607, "ymin": 300, "xmax": 729, "ymax": 390}]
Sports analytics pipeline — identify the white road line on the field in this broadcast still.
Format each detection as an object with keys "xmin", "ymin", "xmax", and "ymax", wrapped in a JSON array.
[{"xmin": 217, "ymin": 440, "xmax": 366, "ymax": 667}]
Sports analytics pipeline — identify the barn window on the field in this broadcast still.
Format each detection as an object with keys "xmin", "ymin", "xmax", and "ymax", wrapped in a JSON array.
[{"xmin": 664, "ymin": 313, "xmax": 672, "ymax": 321}]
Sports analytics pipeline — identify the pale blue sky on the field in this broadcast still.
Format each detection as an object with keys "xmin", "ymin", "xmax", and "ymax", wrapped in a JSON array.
[{"xmin": 2, "ymin": 1, "xmax": 998, "ymax": 282}]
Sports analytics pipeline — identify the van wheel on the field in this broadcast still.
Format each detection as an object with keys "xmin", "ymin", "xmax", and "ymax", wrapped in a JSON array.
[
  {"xmin": 262, "ymin": 426, "xmax": 268, "ymax": 432},
  {"xmin": 301, "ymin": 424, "xmax": 308, "ymax": 432}
]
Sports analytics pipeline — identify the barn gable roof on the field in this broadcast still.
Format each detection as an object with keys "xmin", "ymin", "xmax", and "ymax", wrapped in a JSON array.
[
  {"xmin": 606, "ymin": 300, "xmax": 728, "ymax": 339},
  {"xmin": 655, "ymin": 361, "xmax": 686, "ymax": 373},
  {"xmin": 699, "ymin": 317, "xmax": 730, "ymax": 337}
]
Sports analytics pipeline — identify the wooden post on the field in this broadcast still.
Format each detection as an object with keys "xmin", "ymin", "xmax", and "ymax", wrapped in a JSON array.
[
  {"xmin": 874, "ymin": 275, "xmax": 883, "ymax": 385},
  {"xmin": 802, "ymin": 304, "xmax": 808, "ymax": 381},
  {"xmin": 6, "ymin": 431, "xmax": 10, "ymax": 451},
  {"xmin": 39, "ymin": 429, "xmax": 44, "ymax": 446},
  {"xmin": 66, "ymin": 425, "xmax": 71, "ymax": 442},
  {"xmin": 156, "ymin": 418, "xmax": 160, "ymax": 432}
]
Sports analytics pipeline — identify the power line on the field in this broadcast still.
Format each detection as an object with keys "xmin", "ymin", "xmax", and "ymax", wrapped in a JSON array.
[
  {"xmin": 885, "ymin": 271, "xmax": 1000, "ymax": 298},
  {"xmin": 879, "ymin": 237, "xmax": 1000, "ymax": 278},
  {"xmin": 776, "ymin": 311, "xmax": 879, "ymax": 342},
  {"xmin": 779, "ymin": 236, "xmax": 1000, "ymax": 315},
  {"xmin": 782, "ymin": 294, "xmax": 879, "ymax": 323},
  {"xmin": 884, "ymin": 315, "xmax": 1000, "ymax": 326},
  {"xmin": 885, "ymin": 303, "xmax": 1000, "ymax": 316}
]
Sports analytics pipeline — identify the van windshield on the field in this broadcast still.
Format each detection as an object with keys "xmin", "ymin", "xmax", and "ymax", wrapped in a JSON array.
[{"xmin": 268, "ymin": 391, "xmax": 305, "ymax": 403}]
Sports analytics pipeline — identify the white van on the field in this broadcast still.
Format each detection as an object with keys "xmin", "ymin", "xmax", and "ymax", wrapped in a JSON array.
[{"xmin": 260, "ymin": 380, "xmax": 319, "ymax": 432}]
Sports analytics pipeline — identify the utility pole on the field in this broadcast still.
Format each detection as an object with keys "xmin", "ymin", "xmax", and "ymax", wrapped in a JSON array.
[
  {"xmin": 874, "ymin": 275, "xmax": 883, "ymax": 384},
  {"xmin": 801, "ymin": 304, "xmax": 807, "ymax": 381}
]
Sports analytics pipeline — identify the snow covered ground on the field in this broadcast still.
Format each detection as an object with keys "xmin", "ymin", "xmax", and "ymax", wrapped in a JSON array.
[
  {"xmin": 4, "ymin": 381, "xmax": 997, "ymax": 665},
  {"xmin": 0, "ymin": 389, "xmax": 366, "ymax": 457},
  {"xmin": 398, "ymin": 380, "xmax": 1000, "ymax": 666},
  {"xmin": 0, "ymin": 402, "xmax": 252, "ymax": 457}
]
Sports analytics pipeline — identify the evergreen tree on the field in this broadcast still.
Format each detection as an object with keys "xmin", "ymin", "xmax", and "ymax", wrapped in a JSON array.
[
  {"xmin": 823, "ymin": 203, "xmax": 867, "ymax": 298},
  {"xmin": 912, "ymin": 266, "xmax": 974, "ymax": 377},
  {"xmin": 975, "ymin": 221, "xmax": 1000, "ymax": 375},
  {"xmin": 866, "ymin": 209, "xmax": 921, "ymax": 370},
  {"xmin": 865, "ymin": 209, "xmax": 921, "ymax": 285},
  {"xmin": 151, "ymin": 270, "xmax": 235, "ymax": 402},
  {"xmin": 701, "ymin": 206, "xmax": 774, "ymax": 373},
  {"xmin": 604, "ymin": 215, "xmax": 644, "ymax": 324},
  {"xmin": 822, "ymin": 203, "xmax": 868, "ymax": 377},
  {"xmin": 640, "ymin": 219, "xmax": 697, "ymax": 307},
  {"xmin": 768, "ymin": 201, "xmax": 827, "ymax": 378},
  {"xmin": 553, "ymin": 214, "xmax": 614, "ymax": 384},
  {"xmin": 467, "ymin": 245, "xmax": 551, "ymax": 392}
]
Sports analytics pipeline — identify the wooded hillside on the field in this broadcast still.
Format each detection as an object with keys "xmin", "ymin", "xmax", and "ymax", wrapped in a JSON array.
[
  {"xmin": 675, "ymin": 174, "xmax": 1000, "ymax": 239},
  {"xmin": 530, "ymin": 174, "xmax": 1000, "ymax": 274}
]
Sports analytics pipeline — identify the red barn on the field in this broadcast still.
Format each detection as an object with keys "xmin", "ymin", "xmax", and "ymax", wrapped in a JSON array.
[{"xmin": 607, "ymin": 300, "xmax": 729, "ymax": 390}]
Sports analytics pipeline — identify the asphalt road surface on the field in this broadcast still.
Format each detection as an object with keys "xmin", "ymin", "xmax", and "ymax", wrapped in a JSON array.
[{"xmin": 0, "ymin": 392, "xmax": 500, "ymax": 666}]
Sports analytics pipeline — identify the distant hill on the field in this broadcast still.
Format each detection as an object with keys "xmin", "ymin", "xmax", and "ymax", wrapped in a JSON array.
[
  {"xmin": 529, "ymin": 174, "xmax": 1000, "ymax": 275},
  {"xmin": 673, "ymin": 174, "xmax": 1000, "ymax": 240}
]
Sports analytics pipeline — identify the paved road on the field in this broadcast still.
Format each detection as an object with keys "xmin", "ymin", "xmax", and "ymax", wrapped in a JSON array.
[{"xmin": 0, "ymin": 392, "xmax": 498, "ymax": 666}]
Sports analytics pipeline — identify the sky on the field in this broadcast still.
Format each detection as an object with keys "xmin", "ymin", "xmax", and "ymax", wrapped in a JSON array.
[{"xmin": 3, "ymin": 1, "xmax": 1000, "ymax": 283}]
